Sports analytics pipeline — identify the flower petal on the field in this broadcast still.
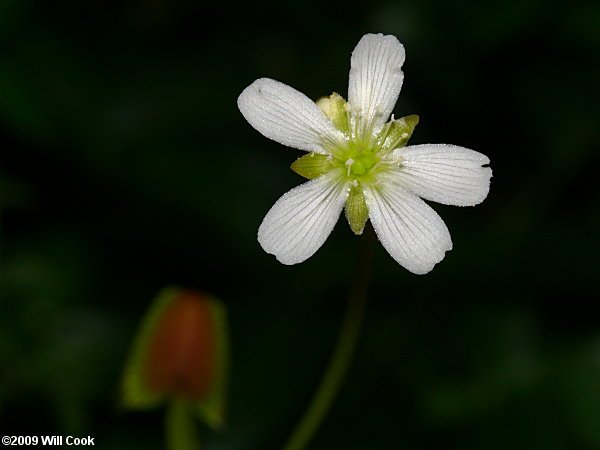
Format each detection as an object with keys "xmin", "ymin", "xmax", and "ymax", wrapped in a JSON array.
[
  {"xmin": 348, "ymin": 34, "xmax": 405, "ymax": 130},
  {"xmin": 238, "ymin": 78, "xmax": 345, "ymax": 155},
  {"xmin": 258, "ymin": 171, "xmax": 349, "ymax": 264},
  {"xmin": 364, "ymin": 182, "xmax": 452, "ymax": 274},
  {"xmin": 389, "ymin": 144, "xmax": 492, "ymax": 206}
]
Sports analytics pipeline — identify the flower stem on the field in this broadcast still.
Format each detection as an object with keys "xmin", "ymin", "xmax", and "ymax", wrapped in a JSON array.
[
  {"xmin": 283, "ymin": 225, "xmax": 376, "ymax": 450},
  {"xmin": 165, "ymin": 398, "xmax": 201, "ymax": 450}
]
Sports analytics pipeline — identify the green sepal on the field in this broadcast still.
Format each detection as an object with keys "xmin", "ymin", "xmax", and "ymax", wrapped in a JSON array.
[
  {"xmin": 121, "ymin": 287, "xmax": 182, "ymax": 410},
  {"xmin": 344, "ymin": 186, "xmax": 369, "ymax": 235},
  {"xmin": 291, "ymin": 153, "xmax": 332, "ymax": 180},
  {"xmin": 381, "ymin": 114, "xmax": 419, "ymax": 152},
  {"xmin": 196, "ymin": 297, "xmax": 229, "ymax": 430},
  {"xmin": 316, "ymin": 92, "xmax": 349, "ymax": 133},
  {"xmin": 165, "ymin": 399, "xmax": 202, "ymax": 450}
]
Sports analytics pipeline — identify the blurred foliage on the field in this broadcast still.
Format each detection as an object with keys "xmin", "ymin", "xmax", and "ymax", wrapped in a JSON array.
[{"xmin": 1, "ymin": 0, "xmax": 599, "ymax": 449}]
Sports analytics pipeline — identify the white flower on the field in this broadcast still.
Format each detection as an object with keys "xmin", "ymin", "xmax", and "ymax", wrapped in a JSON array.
[{"xmin": 238, "ymin": 33, "xmax": 492, "ymax": 274}]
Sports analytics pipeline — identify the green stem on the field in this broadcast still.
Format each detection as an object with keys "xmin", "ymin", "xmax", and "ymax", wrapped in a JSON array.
[
  {"xmin": 165, "ymin": 398, "xmax": 201, "ymax": 450},
  {"xmin": 283, "ymin": 226, "xmax": 376, "ymax": 450}
]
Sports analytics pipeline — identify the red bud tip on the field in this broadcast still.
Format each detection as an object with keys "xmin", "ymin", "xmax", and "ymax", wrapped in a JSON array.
[{"xmin": 143, "ymin": 290, "xmax": 216, "ymax": 400}]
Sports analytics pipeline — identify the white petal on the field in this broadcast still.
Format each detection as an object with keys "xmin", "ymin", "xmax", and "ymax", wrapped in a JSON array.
[
  {"xmin": 364, "ymin": 182, "xmax": 452, "ymax": 274},
  {"xmin": 388, "ymin": 144, "xmax": 492, "ymax": 206},
  {"xmin": 348, "ymin": 34, "xmax": 405, "ymax": 130},
  {"xmin": 258, "ymin": 171, "xmax": 349, "ymax": 265},
  {"xmin": 238, "ymin": 78, "xmax": 345, "ymax": 155}
]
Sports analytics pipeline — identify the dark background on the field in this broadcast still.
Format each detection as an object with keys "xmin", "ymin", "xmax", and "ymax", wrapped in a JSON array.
[{"xmin": 1, "ymin": 0, "xmax": 599, "ymax": 448}]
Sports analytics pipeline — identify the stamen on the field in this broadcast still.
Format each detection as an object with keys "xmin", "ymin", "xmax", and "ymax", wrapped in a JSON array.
[
  {"xmin": 353, "ymin": 106, "xmax": 363, "ymax": 141},
  {"xmin": 363, "ymin": 115, "xmax": 378, "ymax": 148},
  {"xmin": 376, "ymin": 121, "xmax": 393, "ymax": 150},
  {"xmin": 352, "ymin": 179, "xmax": 359, "ymax": 187},
  {"xmin": 345, "ymin": 158, "xmax": 354, "ymax": 176}
]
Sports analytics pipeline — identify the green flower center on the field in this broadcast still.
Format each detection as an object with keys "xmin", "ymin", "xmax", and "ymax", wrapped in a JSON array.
[
  {"xmin": 313, "ymin": 92, "xmax": 419, "ymax": 184},
  {"xmin": 330, "ymin": 142, "xmax": 382, "ymax": 184},
  {"xmin": 290, "ymin": 93, "xmax": 419, "ymax": 236},
  {"xmin": 345, "ymin": 146, "xmax": 378, "ymax": 176}
]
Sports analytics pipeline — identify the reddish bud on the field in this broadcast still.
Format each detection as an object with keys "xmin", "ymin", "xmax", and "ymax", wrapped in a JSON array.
[
  {"xmin": 143, "ymin": 290, "xmax": 216, "ymax": 400},
  {"xmin": 122, "ymin": 287, "xmax": 228, "ymax": 428}
]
